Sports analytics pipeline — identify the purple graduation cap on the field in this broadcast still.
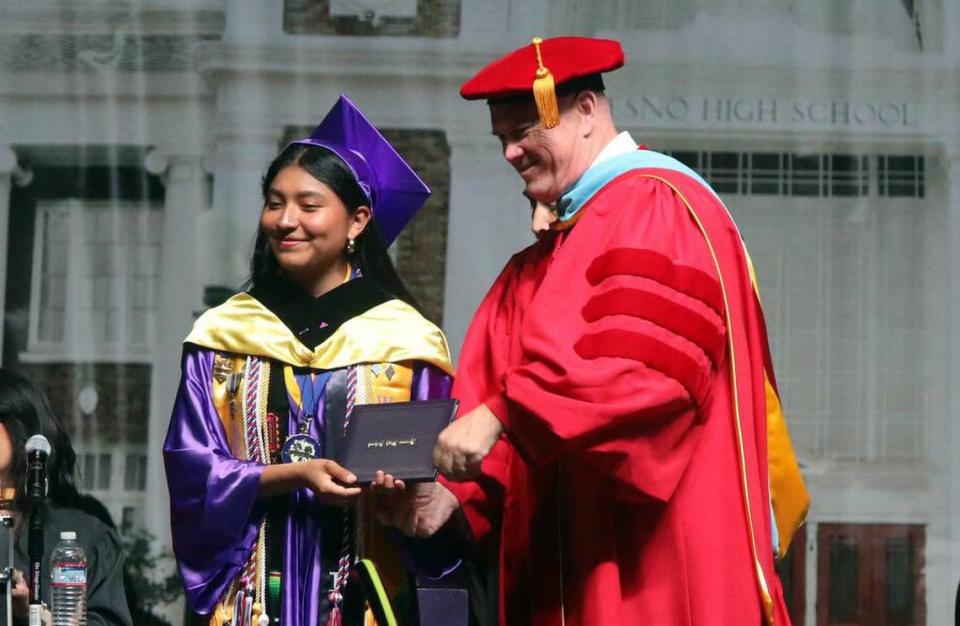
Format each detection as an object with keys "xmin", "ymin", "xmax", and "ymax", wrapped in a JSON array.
[{"xmin": 290, "ymin": 94, "xmax": 431, "ymax": 246}]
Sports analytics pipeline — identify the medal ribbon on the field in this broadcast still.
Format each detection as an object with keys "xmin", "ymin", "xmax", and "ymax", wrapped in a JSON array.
[
  {"xmin": 295, "ymin": 371, "xmax": 332, "ymax": 431},
  {"xmin": 280, "ymin": 371, "xmax": 332, "ymax": 464}
]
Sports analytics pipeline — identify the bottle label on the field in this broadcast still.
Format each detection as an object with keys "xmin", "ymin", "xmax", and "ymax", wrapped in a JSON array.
[{"xmin": 52, "ymin": 564, "xmax": 86, "ymax": 586}]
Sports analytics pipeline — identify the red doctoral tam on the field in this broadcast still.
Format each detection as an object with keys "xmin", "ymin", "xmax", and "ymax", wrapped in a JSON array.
[{"xmin": 460, "ymin": 36, "xmax": 625, "ymax": 128}]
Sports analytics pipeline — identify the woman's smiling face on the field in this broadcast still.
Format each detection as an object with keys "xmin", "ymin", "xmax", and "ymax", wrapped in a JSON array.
[{"xmin": 259, "ymin": 164, "xmax": 367, "ymax": 294}]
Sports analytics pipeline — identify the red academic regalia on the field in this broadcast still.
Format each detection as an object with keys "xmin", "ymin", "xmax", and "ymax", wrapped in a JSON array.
[{"xmin": 444, "ymin": 166, "xmax": 792, "ymax": 626}]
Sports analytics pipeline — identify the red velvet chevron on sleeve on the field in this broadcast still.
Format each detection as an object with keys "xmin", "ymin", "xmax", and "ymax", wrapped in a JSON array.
[
  {"xmin": 480, "ymin": 174, "xmax": 730, "ymax": 503},
  {"xmin": 576, "ymin": 247, "xmax": 726, "ymax": 411}
]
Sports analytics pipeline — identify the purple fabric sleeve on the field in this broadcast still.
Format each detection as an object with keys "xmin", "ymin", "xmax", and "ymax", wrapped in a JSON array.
[
  {"xmin": 411, "ymin": 363, "xmax": 453, "ymax": 403},
  {"xmin": 163, "ymin": 346, "xmax": 266, "ymax": 615}
]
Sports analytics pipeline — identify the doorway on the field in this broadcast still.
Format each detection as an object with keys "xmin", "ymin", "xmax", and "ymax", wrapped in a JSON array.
[{"xmin": 817, "ymin": 523, "xmax": 925, "ymax": 626}]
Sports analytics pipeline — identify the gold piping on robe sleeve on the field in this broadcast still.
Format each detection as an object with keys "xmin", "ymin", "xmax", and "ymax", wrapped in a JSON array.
[{"xmin": 638, "ymin": 173, "xmax": 775, "ymax": 625}]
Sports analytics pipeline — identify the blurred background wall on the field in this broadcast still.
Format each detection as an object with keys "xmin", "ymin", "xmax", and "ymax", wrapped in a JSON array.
[{"xmin": 1, "ymin": 1, "xmax": 958, "ymax": 624}]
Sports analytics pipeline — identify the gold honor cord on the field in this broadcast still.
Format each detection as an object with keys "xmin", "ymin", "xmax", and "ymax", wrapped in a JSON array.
[
  {"xmin": 636, "ymin": 175, "xmax": 775, "ymax": 625},
  {"xmin": 255, "ymin": 363, "xmax": 270, "ymax": 623}
]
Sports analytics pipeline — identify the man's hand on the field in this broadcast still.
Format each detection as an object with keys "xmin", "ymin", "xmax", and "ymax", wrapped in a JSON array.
[
  {"xmin": 433, "ymin": 404, "xmax": 503, "ymax": 481},
  {"xmin": 374, "ymin": 479, "xmax": 461, "ymax": 538},
  {"xmin": 11, "ymin": 569, "xmax": 27, "ymax": 621}
]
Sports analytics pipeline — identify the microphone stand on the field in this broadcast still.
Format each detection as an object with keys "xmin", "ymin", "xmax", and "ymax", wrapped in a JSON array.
[
  {"xmin": 27, "ymin": 448, "xmax": 46, "ymax": 626},
  {"xmin": 0, "ymin": 515, "xmax": 13, "ymax": 626},
  {"xmin": 28, "ymin": 502, "xmax": 42, "ymax": 604}
]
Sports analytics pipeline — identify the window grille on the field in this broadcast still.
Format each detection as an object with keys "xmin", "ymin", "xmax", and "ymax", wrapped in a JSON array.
[
  {"xmin": 664, "ymin": 151, "xmax": 913, "ymax": 199},
  {"xmin": 123, "ymin": 453, "xmax": 148, "ymax": 492},
  {"xmin": 728, "ymin": 190, "xmax": 927, "ymax": 463},
  {"xmin": 828, "ymin": 154, "xmax": 870, "ymax": 197},
  {"xmin": 878, "ymin": 155, "xmax": 925, "ymax": 198},
  {"xmin": 75, "ymin": 447, "xmax": 148, "ymax": 527},
  {"xmin": 78, "ymin": 452, "xmax": 113, "ymax": 491},
  {"xmin": 24, "ymin": 200, "xmax": 161, "ymax": 363}
]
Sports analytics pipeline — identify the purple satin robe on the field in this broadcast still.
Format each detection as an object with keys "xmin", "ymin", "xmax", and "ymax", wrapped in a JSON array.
[{"xmin": 163, "ymin": 346, "xmax": 453, "ymax": 626}]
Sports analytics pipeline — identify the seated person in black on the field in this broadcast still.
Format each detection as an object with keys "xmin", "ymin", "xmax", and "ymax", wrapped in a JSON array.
[{"xmin": 0, "ymin": 369, "xmax": 132, "ymax": 626}]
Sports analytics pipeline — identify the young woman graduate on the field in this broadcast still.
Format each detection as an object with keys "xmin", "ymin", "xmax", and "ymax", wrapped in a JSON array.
[{"xmin": 163, "ymin": 95, "xmax": 455, "ymax": 626}]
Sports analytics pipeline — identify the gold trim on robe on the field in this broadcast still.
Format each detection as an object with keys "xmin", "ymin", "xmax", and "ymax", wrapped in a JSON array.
[
  {"xmin": 744, "ymin": 250, "xmax": 811, "ymax": 559},
  {"xmin": 185, "ymin": 293, "xmax": 454, "ymax": 376}
]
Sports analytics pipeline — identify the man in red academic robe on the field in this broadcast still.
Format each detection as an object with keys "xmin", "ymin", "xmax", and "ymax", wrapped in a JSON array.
[{"xmin": 381, "ymin": 36, "xmax": 808, "ymax": 626}]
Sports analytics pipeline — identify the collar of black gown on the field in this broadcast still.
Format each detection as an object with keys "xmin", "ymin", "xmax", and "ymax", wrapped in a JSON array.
[{"xmin": 248, "ymin": 277, "xmax": 394, "ymax": 351}]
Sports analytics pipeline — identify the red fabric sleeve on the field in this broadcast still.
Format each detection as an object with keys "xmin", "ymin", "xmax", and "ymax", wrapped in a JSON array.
[
  {"xmin": 439, "ymin": 437, "xmax": 512, "ymax": 550},
  {"xmin": 494, "ymin": 175, "xmax": 727, "ymax": 503},
  {"xmin": 444, "ymin": 248, "xmax": 542, "ymax": 543}
]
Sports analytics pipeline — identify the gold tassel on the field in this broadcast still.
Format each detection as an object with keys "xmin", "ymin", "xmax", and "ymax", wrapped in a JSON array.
[
  {"xmin": 531, "ymin": 37, "xmax": 560, "ymax": 128},
  {"xmin": 210, "ymin": 603, "xmax": 230, "ymax": 626}
]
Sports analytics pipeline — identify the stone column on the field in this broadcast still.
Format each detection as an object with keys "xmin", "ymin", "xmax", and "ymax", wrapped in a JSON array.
[
  {"xmin": 204, "ymin": 123, "xmax": 281, "ymax": 291},
  {"xmin": 142, "ymin": 150, "xmax": 209, "ymax": 623},
  {"xmin": 941, "ymin": 0, "xmax": 960, "ymax": 60},
  {"xmin": 0, "ymin": 146, "xmax": 31, "ymax": 366},
  {"xmin": 916, "ymin": 136, "xmax": 960, "ymax": 626},
  {"xmin": 460, "ymin": 0, "xmax": 552, "ymax": 45},
  {"xmin": 442, "ymin": 129, "xmax": 534, "ymax": 359},
  {"xmin": 459, "ymin": 0, "xmax": 510, "ymax": 42},
  {"xmin": 0, "ymin": 146, "xmax": 15, "ymax": 366},
  {"xmin": 942, "ymin": 139, "xmax": 960, "ymax": 626},
  {"xmin": 223, "ymin": 0, "xmax": 284, "ymax": 43}
]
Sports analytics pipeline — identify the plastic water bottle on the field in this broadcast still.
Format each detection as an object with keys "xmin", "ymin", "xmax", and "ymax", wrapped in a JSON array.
[{"xmin": 50, "ymin": 531, "xmax": 87, "ymax": 626}]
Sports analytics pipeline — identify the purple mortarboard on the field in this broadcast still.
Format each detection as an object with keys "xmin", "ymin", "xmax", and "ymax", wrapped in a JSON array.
[{"xmin": 290, "ymin": 94, "xmax": 430, "ymax": 246}]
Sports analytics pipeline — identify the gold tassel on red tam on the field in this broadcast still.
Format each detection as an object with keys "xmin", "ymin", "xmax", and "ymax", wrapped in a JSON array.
[{"xmin": 531, "ymin": 37, "xmax": 560, "ymax": 128}]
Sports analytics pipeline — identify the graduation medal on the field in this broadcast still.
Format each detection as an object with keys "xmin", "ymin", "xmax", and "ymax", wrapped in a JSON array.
[
  {"xmin": 281, "ymin": 371, "xmax": 327, "ymax": 464},
  {"xmin": 281, "ymin": 431, "xmax": 319, "ymax": 463}
]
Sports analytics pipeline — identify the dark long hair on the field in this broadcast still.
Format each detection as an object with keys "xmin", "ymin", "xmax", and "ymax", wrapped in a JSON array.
[
  {"xmin": 0, "ymin": 369, "xmax": 80, "ymax": 516},
  {"xmin": 248, "ymin": 143, "xmax": 420, "ymax": 310}
]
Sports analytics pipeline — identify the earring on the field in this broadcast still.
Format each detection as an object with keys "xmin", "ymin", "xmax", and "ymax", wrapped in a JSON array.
[{"xmin": 346, "ymin": 238, "xmax": 356, "ymax": 255}]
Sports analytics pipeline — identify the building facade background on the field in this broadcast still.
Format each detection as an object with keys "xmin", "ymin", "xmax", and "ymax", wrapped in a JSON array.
[{"xmin": 1, "ymin": 1, "xmax": 958, "ymax": 624}]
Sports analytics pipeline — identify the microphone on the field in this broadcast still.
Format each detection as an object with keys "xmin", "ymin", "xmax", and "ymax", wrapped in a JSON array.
[
  {"xmin": 25, "ymin": 435, "xmax": 50, "ymax": 505},
  {"xmin": 25, "ymin": 434, "xmax": 50, "ymax": 608}
]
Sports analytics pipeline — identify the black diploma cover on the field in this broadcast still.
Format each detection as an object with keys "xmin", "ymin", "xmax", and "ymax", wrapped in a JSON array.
[{"xmin": 335, "ymin": 399, "xmax": 459, "ymax": 483}]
